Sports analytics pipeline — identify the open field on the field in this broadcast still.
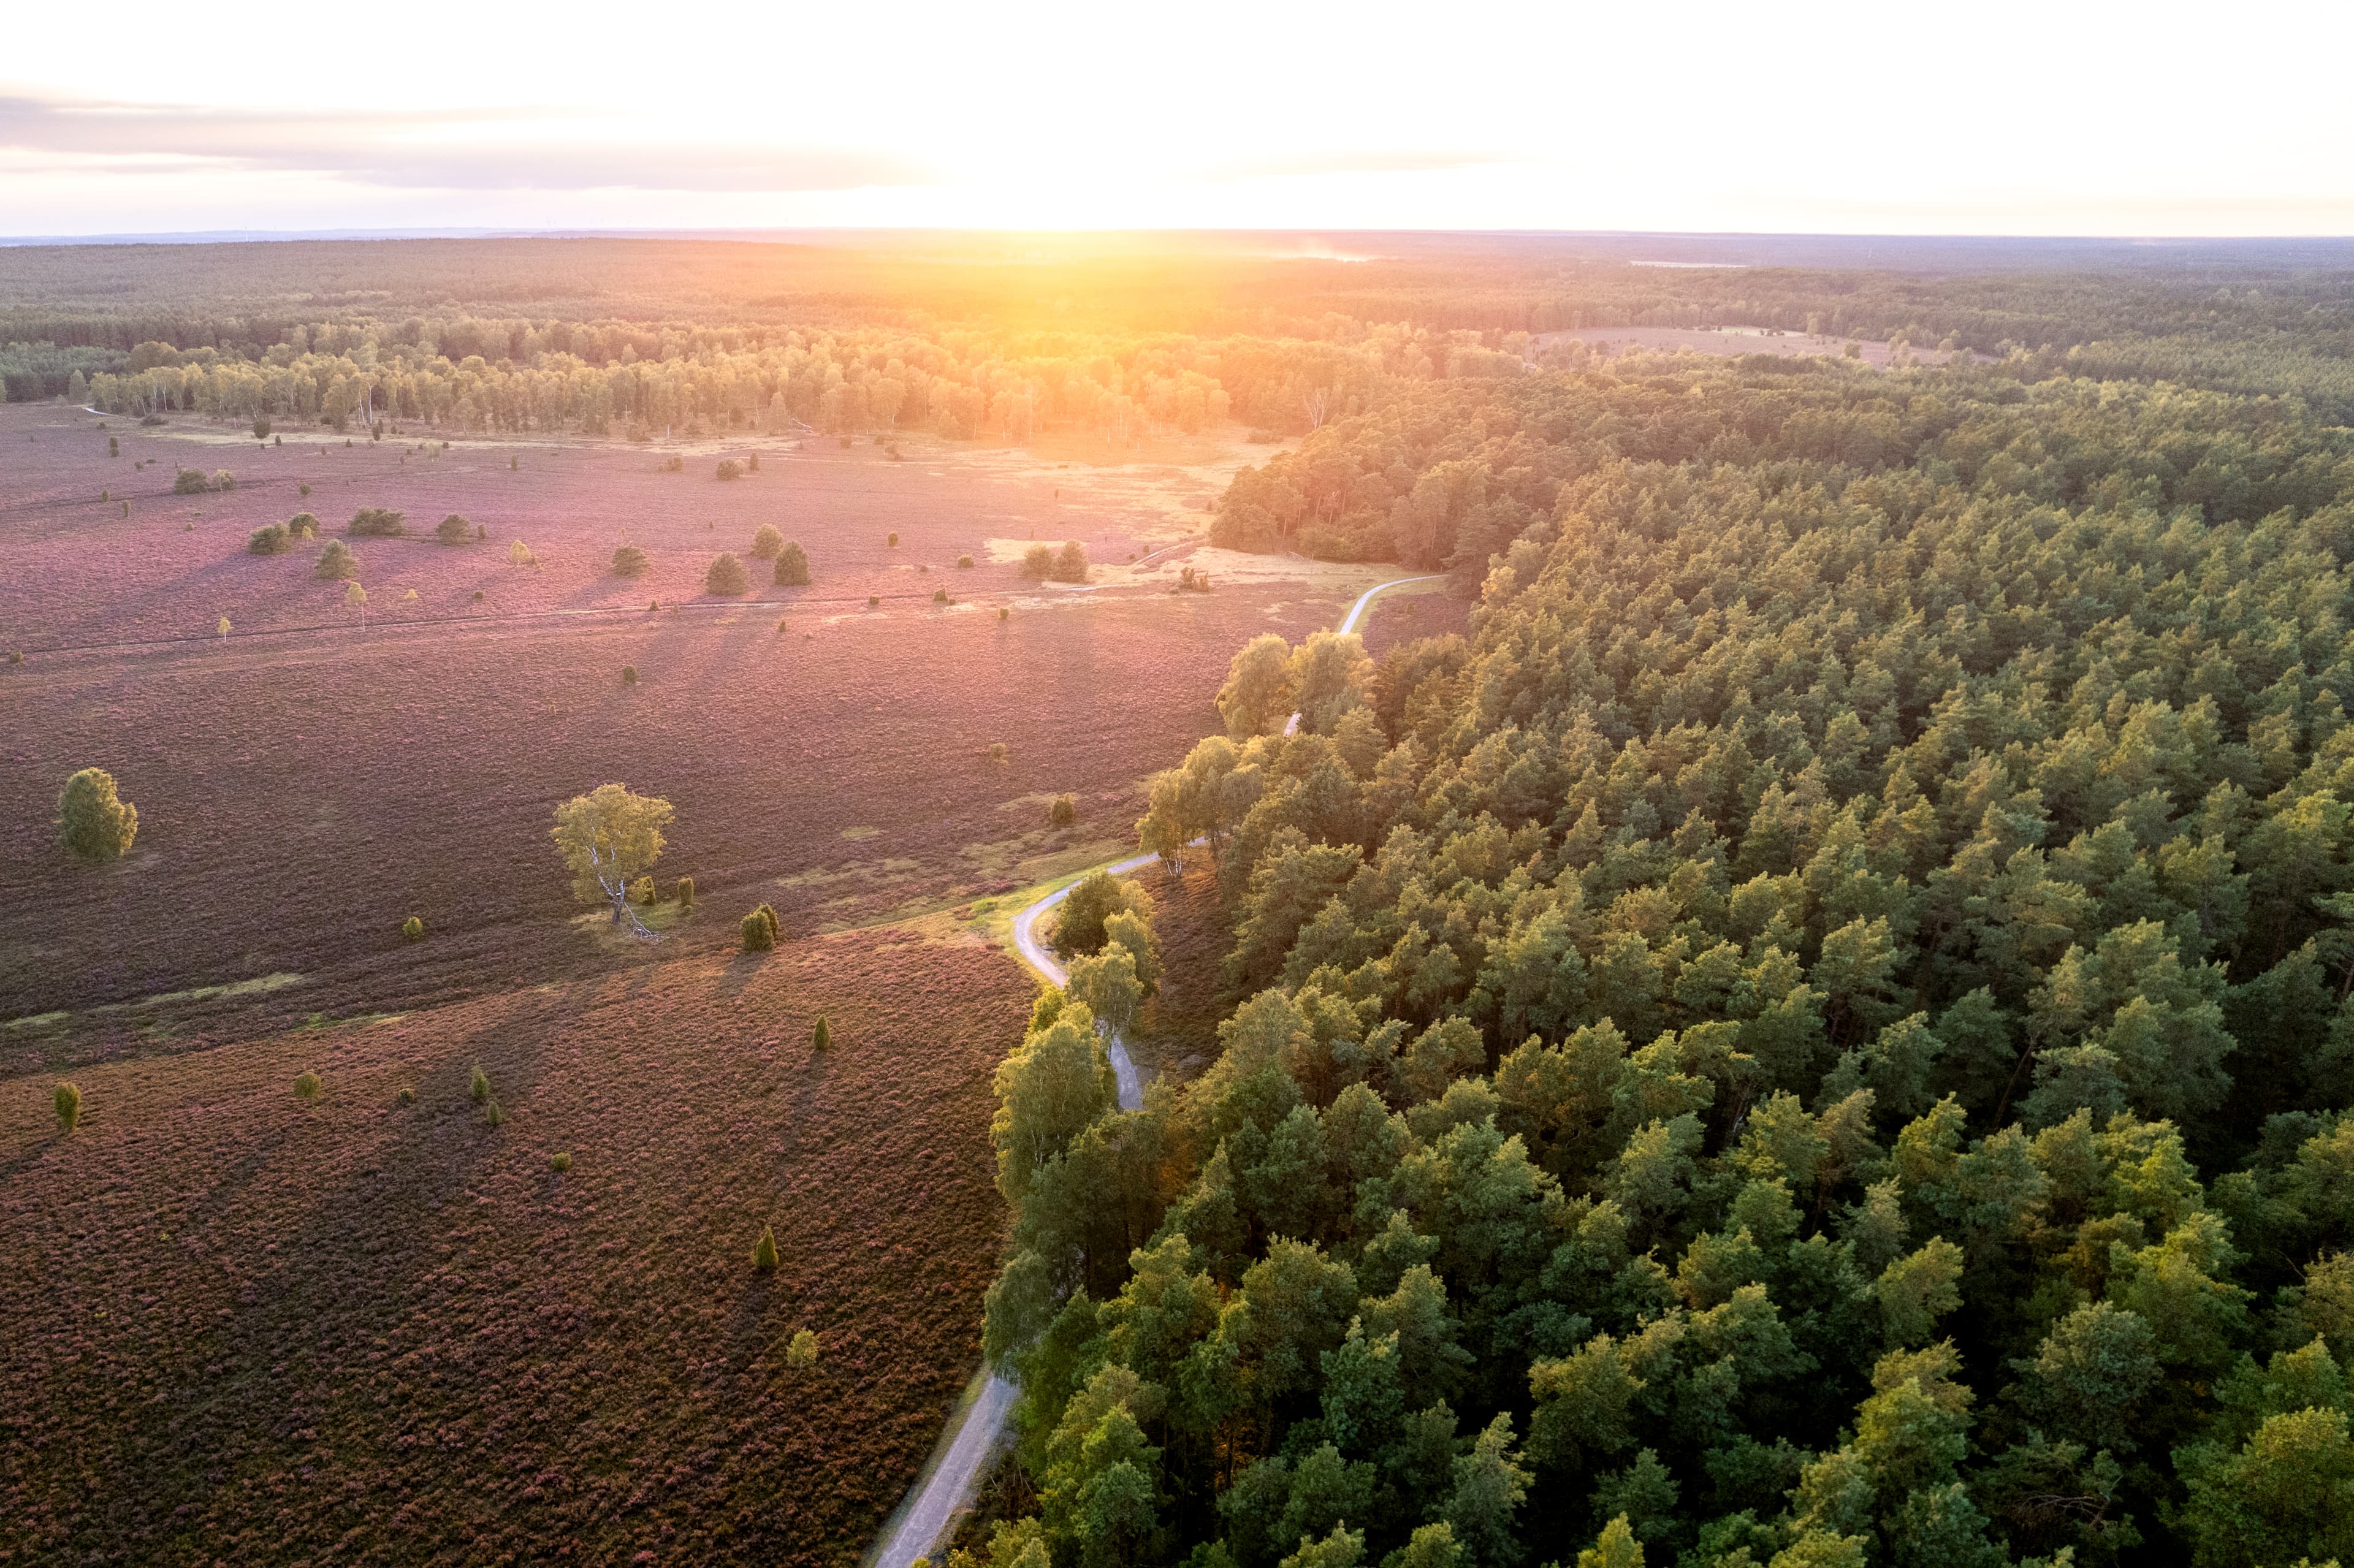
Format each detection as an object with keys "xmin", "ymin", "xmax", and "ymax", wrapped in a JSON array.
[
  {"xmin": 0, "ymin": 930, "xmax": 1030, "ymax": 1567},
  {"xmin": 0, "ymin": 402, "xmax": 1464, "ymax": 1049},
  {"xmin": 1533, "ymin": 323, "xmax": 1983, "ymax": 366}
]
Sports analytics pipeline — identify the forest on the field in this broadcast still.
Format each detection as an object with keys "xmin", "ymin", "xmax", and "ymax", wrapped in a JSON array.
[{"xmin": 976, "ymin": 262, "xmax": 2354, "ymax": 1568}]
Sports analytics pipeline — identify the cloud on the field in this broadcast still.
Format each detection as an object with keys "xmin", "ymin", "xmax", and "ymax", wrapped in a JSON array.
[{"xmin": 0, "ymin": 93, "xmax": 930, "ymax": 192}]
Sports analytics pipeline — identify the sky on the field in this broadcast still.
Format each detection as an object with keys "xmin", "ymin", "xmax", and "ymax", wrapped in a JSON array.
[{"xmin": 4, "ymin": 0, "xmax": 2352, "ymax": 239}]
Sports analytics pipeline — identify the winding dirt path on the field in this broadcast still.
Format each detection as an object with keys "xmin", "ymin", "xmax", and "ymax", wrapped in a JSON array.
[{"xmin": 864, "ymin": 574, "xmax": 1441, "ymax": 1568}]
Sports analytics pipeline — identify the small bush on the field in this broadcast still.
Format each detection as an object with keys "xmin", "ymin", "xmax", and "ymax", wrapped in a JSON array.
[
  {"xmin": 287, "ymin": 512, "xmax": 318, "ymax": 539},
  {"xmin": 1019, "ymin": 542, "xmax": 1054, "ymax": 580},
  {"xmin": 299, "ymin": 482, "xmax": 311, "ymax": 497},
  {"xmin": 631, "ymin": 875, "xmax": 658, "ymax": 905},
  {"xmin": 742, "ymin": 903, "xmax": 780, "ymax": 951},
  {"xmin": 483, "ymin": 1100, "xmax": 505, "ymax": 1128},
  {"xmin": 248, "ymin": 523, "xmax": 291, "ymax": 554},
  {"xmin": 677, "ymin": 876, "xmax": 695, "ymax": 908},
  {"xmin": 611, "ymin": 544, "xmax": 650, "ymax": 577},
  {"xmin": 315, "ymin": 539, "xmax": 359, "ymax": 580},
  {"xmin": 550, "ymin": 1151, "xmax": 572, "ymax": 1173},
  {"xmin": 750, "ymin": 523, "xmax": 784, "ymax": 559},
  {"xmin": 813, "ymin": 1015, "xmax": 832, "ymax": 1051},
  {"xmin": 886, "ymin": 531, "xmax": 899, "ymax": 547},
  {"xmin": 435, "ymin": 513, "xmax": 472, "ymax": 545},
  {"xmin": 999, "ymin": 606, "xmax": 1010, "ymax": 621},
  {"xmin": 706, "ymin": 553, "xmax": 750, "ymax": 595},
  {"xmin": 1052, "ymin": 541, "xmax": 1089, "ymax": 583},
  {"xmin": 172, "ymin": 468, "xmax": 207, "ymax": 494},
  {"xmin": 294, "ymin": 1071, "xmax": 321, "ymax": 1102},
  {"xmin": 55, "ymin": 1081, "xmax": 80, "ymax": 1134},
  {"xmin": 987, "ymin": 741, "xmax": 1010, "ymax": 766},
  {"xmin": 396, "ymin": 1086, "xmax": 415, "ymax": 1105},
  {"xmin": 753, "ymin": 1228, "xmax": 780, "ymax": 1271},
  {"xmin": 470, "ymin": 1064, "xmax": 491, "ymax": 1103},
  {"xmin": 717, "ymin": 459, "xmax": 742, "ymax": 481},
  {"xmin": 402, "ymin": 915, "xmax": 425, "ymax": 942},
  {"xmin": 786, "ymin": 1328, "xmax": 820, "ymax": 1368},
  {"xmin": 866, "ymin": 595, "xmax": 880, "ymax": 607},
  {"xmin": 212, "ymin": 470, "xmax": 235, "ymax": 492},
  {"xmin": 621, "ymin": 665, "xmax": 639, "ymax": 686},
  {"xmin": 349, "ymin": 508, "xmax": 406, "ymax": 537},
  {"xmin": 1050, "ymin": 794, "xmax": 1076, "ymax": 827},
  {"xmin": 253, "ymin": 416, "xmax": 272, "ymax": 439},
  {"xmin": 957, "ymin": 554, "xmax": 975, "ymax": 569},
  {"xmin": 932, "ymin": 587, "xmax": 950, "ymax": 604},
  {"xmin": 59, "ymin": 767, "xmax": 138, "ymax": 862},
  {"xmin": 509, "ymin": 539, "xmax": 536, "ymax": 568},
  {"xmin": 108, "ymin": 436, "xmax": 118, "ymax": 456}
]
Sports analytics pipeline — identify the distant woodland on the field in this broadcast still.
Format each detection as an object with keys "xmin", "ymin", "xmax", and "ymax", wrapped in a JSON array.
[{"xmin": 15, "ymin": 233, "xmax": 2354, "ymax": 1566}]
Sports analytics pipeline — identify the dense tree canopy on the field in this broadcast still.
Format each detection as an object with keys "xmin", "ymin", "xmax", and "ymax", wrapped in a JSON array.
[{"xmin": 978, "ymin": 308, "xmax": 2354, "ymax": 1568}]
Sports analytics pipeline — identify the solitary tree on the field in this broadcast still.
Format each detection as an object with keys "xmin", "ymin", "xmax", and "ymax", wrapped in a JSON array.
[
  {"xmin": 217, "ymin": 615, "xmax": 232, "ymax": 644},
  {"xmin": 550, "ymin": 784, "xmax": 676, "ymax": 938},
  {"xmin": 706, "ymin": 553, "xmax": 750, "ymax": 595},
  {"xmin": 316, "ymin": 540, "xmax": 359, "ymax": 580},
  {"xmin": 55, "ymin": 1081, "xmax": 81, "ymax": 1134},
  {"xmin": 612, "ymin": 544, "xmax": 650, "ymax": 577},
  {"xmin": 1052, "ymin": 541, "xmax": 1089, "ymax": 582},
  {"xmin": 58, "ymin": 767, "xmax": 138, "ymax": 862},
  {"xmin": 346, "ymin": 580, "xmax": 368, "ymax": 628},
  {"xmin": 750, "ymin": 524, "xmax": 785, "ymax": 560},
  {"xmin": 774, "ymin": 541, "xmax": 812, "ymax": 585},
  {"xmin": 1020, "ymin": 542, "xmax": 1055, "ymax": 580},
  {"xmin": 813, "ymin": 1015, "xmax": 832, "ymax": 1050},
  {"xmin": 436, "ymin": 513, "xmax": 473, "ymax": 545},
  {"xmin": 753, "ymin": 1227, "xmax": 779, "ymax": 1269}
]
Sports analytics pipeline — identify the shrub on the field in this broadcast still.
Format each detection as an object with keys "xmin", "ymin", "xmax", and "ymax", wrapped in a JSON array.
[
  {"xmin": 750, "ymin": 523, "xmax": 784, "ymax": 559},
  {"xmin": 813, "ymin": 1015, "xmax": 832, "ymax": 1051},
  {"xmin": 1052, "ymin": 869, "xmax": 1155, "ymax": 956},
  {"xmin": 611, "ymin": 544, "xmax": 650, "ymax": 577},
  {"xmin": 316, "ymin": 539, "xmax": 357, "ymax": 579},
  {"xmin": 248, "ymin": 523, "xmax": 291, "ymax": 554},
  {"xmin": 742, "ymin": 903, "xmax": 779, "ymax": 951},
  {"xmin": 298, "ymin": 482, "xmax": 311, "ymax": 497},
  {"xmin": 550, "ymin": 1151, "xmax": 572, "ymax": 1173},
  {"xmin": 349, "ymin": 508, "xmax": 405, "ymax": 536},
  {"xmin": 706, "ymin": 553, "xmax": 750, "ymax": 595},
  {"xmin": 172, "ymin": 468, "xmax": 207, "ymax": 494},
  {"xmin": 786, "ymin": 1328, "xmax": 820, "ymax": 1368},
  {"xmin": 482, "ymin": 1100, "xmax": 505, "ymax": 1128},
  {"xmin": 294, "ymin": 1071, "xmax": 321, "ymax": 1102},
  {"xmin": 957, "ymin": 554, "xmax": 975, "ymax": 568},
  {"xmin": 866, "ymin": 595, "xmax": 880, "ymax": 607},
  {"xmin": 470, "ymin": 1064, "xmax": 491, "ymax": 1103},
  {"xmin": 621, "ymin": 665, "xmax": 639, "ymax": 686},
  {"xmin": 55, "ymin": 1081, "xmax": 80, "ymax": 1134},
  {"xmin": 253, "ymin": 416, "xmax": 272, "ymax": 439},
  {"xmin": 1050, "ymin": 794, "xmax": 1076, "ymax": 827},
  {"xmin": 988, "ymin": 741, "xmax": 1010, "ymax": 766},
  {"xmin": 435, "ymin": 513, "xmax": 471, "ymax": 545},
  {"xmin": 287, "ymin": 512, "xmax": 318, "ymax": 539},
  {"xmin": 108, "ymin": 436, "xmax": 118, "ymax": 457},
  {"xmin": 1052, "ymin": 541, "xmax": 1089, "ymax": 582},
  {"xmin": 886, "ymin": 531, "xmax": 899, "ymax": 547},
  {"xmin": 774, "ymin": 541, "xmax": 811, "ymax": 585},
  {"xmin": 1020, "ymin": 542, "xmax": 1054, "ymax": 580},
  {"xmin": 999, "ymin": 606, "xmax": 1010, "ymax": 621},
  {"xmin": 717, "ymin": 459, "xmax": 742, "ymax": 481},
  {"xmin": 509, "ymin": 539, "xmax": 536, "ymax": 568},
  {"xmin": 396, "ymin": 1086, "xmax": 414, "ymax": 1106},
  {"xmin": 402, "ymin": 915, "xmax": 425, "ymax": 942},
  {"xmin": 631, "ymin": 875, "xmax": 658, "ymax": 905},
  {"xmin": 58, "ymin": 767, "xmax": 138, "ymax": 862},
  {"xmin": 211, "ymin": 470, "xmax": 235, "ymax": 492},
  {"xmin": 677, "ymin": 876, "xmax": 695, "ymax": 908},
  {"xmin": 753, "ymin": 1228, "xmax": 780, "ymax": 1271},
  {"xmin": 932, "ymin": 587, "xmax": 950, "ymax": 604}
]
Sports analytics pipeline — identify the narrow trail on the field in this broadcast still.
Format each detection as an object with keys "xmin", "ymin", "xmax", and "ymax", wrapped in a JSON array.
[{"xmin": 865, "ymin": 573, "xmax": 1442, "ymax": 1568}]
